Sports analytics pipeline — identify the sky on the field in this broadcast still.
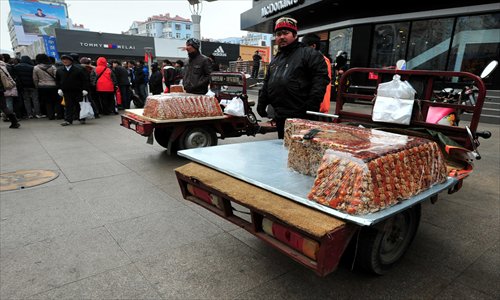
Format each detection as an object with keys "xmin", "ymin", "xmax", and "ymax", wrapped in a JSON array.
[{"xmin": 0, "ymin": 0, "xmax": 253, "ymax": 53}]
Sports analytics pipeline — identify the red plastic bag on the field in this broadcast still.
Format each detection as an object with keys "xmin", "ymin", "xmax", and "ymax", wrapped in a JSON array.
[
  {"xmin": 115, "ymin": 88, "xmax": 122, "ymax": 105},
  {"xmin": 164, "ymin": 86, "xmax": 169, "ymax": 93}
]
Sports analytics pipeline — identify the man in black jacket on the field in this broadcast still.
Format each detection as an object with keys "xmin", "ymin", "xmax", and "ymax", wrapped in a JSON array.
[
  {"xmin": 183, "ymin": 38, "xmax": 212, "ymax": 95},
  {"xmin": 112, "ymin": 60, "xmax": 131, "ymax": 109},
  {"xmin": 257, "ymin": 17, "xmax": 329, "ymax": 139},
  {"xmin": 56, "ymin": 54, "xmax": 89, "ymax": 126}
]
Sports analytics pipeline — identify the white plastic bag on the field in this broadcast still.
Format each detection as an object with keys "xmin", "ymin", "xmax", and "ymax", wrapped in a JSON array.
[
  {"xmin": 372, "ymin": 75, "xmax": 416, "ymax": 125},
  {"xmin": 79, "ymin": 97, "xmax": 95, "ymax": 119},
  {"xmin": 224, "ymin": 97, "xmax": 245, "ymax": 117}
]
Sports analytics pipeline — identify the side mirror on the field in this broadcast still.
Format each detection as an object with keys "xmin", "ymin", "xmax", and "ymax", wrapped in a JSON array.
[
  {"xmin": 396, "ymin": 59, "xmax": 406, "ymax": 70},
  {"xmin": 480, "ymin": 60, "xmax": 498, "ymax": 79}
]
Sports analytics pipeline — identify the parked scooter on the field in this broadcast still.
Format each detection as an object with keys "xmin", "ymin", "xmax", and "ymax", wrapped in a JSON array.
[{"xmin": 429, "ymin": 60, "xmax": 498, "ymax": 126}]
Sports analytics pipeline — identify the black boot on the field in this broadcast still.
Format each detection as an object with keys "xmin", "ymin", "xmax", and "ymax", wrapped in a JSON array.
[{"xmin": 8, "ymin": 114, "xmax": 20, "ymax": 129}]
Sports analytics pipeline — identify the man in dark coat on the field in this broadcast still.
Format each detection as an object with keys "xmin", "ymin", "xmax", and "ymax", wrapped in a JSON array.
[
  {"xmin": 149, "ymin": 63, "xmax": 163, "ymax": 95},
  {"xmin": 183, "ymin": 38, "xmax": 212, "ymax": 95},
  {"xmin": 14, "ymin": 55, "xmax": 42, "ymax": 118},
  {"xmin": 257, "ymin": 17, "xmax": 329, "ymax": 139},
  {"xmin": 134, "ymin": 61, "xmax": 147, "ymax": 104},
  {"xmin": 112, "ymin": 60, "xmax": 131, "ymax": 109},
  {"xmin": 56, "ymin": 54, "xmax": 89, "ymax": 126}
]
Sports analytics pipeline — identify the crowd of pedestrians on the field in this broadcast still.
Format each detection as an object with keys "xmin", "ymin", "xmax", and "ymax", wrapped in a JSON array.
[{"xmin": 0, "ymin": 52, "xmax": 186, "ymax": 128}]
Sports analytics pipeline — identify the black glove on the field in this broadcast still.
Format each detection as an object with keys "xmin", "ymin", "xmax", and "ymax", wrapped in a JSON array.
[{"xmin": 257, "ymin": 104, "xmax": 267, "ymax": 118}]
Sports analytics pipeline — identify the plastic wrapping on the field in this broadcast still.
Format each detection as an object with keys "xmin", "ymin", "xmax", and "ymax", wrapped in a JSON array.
[
  {"xmin": 286, "ymin": 119, "xmax": 448, "ymax": 215},
  {"xmin": 372, "ymin": 74, "xmax": 417, "ymax": 125},
  {"xmin": 143, "ymin": 93, "xmax": 223, "ymax": 120}
]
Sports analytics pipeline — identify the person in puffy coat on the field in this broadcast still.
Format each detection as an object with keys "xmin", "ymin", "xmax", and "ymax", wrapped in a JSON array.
[
  {"xmin": 33, "ymin": 54, "xmax": 60, "ymax": 120},
  {"xmin": 257, "ymin": 17, "xmax": 329, "ymax": 139},
  {"xmin": 0, "ymin": 55, "xmax": 20, "ymax": 128},
  {"xmin": 14, "ymin": 55, "xmax": 42, "ymax": 118},
  {"xmin": 90, "ymin": 57, "xmax": 117, "ymax": 115}
]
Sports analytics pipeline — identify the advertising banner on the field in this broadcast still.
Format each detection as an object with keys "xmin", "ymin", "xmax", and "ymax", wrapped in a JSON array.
[
  {"xmin": 42, "ymin": 35, "xmax": 59, "ymax": 60},
  {"xmin": 239, "ymin": 45, "xmax": 270, "ymax": 63},
  {"xmin": 8, "ymin": 0, "xmax": 68, "ymax": 45}
]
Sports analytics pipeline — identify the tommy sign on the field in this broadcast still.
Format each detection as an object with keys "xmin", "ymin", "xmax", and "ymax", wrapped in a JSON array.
[
  {"xmin": 261, "ymin": 0, "xmax": 304, "ymax": 18},
  {"xmin": 79, "ymin": 42, "xmax": 136, "ymax": 50}
]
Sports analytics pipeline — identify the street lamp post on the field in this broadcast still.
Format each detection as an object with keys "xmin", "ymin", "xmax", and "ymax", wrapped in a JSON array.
[{"xmin": 188, "ymin": 0, "xmax": 202, "ymax": 41}]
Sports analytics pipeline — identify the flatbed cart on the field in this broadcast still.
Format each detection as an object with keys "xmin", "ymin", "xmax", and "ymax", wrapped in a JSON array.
[
  {"xmin": 120, "ymin": 72, "xmax": 276, "ymax": 155},
  {"xmin": 174, "ymin": 68, "xmax": 491, "ymax": 276}
]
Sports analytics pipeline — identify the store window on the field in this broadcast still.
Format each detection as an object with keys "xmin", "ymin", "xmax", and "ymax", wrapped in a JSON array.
[
  {"xmin": 448, "ymin": 13, "xmax": 500, "ymax": 79},
  {"xmin": 370, "ymin": 22, "xmax": 410, "ymax": 68},
  {"xmin": 329, "ymin": 28, "xmax": 352, "ymax": 65},
  {"xmin": 407, "ymin": 18, "xmax": 454, "ymax": 70}
]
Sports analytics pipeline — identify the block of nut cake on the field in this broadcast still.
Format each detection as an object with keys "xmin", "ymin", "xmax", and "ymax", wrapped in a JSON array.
[
  {"xmin": 286, "ymin": 120, "xmax": 448, "ymax": 215},
  {"xmin": 143, "ymin": 93, "xmax": 223, "ymax": 120}
]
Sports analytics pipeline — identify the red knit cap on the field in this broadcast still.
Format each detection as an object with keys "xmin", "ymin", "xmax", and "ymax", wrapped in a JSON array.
[{"xmin": 274, "ymin": 17, "xmax": 298, "ymax": 34}]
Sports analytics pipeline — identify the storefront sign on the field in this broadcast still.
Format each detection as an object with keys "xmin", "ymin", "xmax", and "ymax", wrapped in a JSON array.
[
  {"xmin": 55, "ymin": 29, "xmax": 154, "ymax": 57},
  {"xmin": 79, "ymin": 42, "xmax": 136, "ymax": 50},
  {"xmin": 261, "ymin": 0, "xmax": 304, "ymax": 18},
  {"xmin": 201, "ymin": 41, "xmax": 239, "ymax": 65}
]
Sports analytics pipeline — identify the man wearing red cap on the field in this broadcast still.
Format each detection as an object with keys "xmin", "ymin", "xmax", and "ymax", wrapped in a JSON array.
[{"xmin": 257, "ymin": 17, "xmax": 329, "ymax": 139}]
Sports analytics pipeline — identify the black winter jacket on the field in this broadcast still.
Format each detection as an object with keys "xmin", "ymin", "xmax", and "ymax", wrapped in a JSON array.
[
  {"xmin": 183, "ymin": 52, "xmax": 212, "ymax": 95},
  {"xmin": 13, "ymin": 56, "xmax": 36, "ymax": 89},
  {"xmin": 258, "ymin": 40, "xmax": 329, "ymax": 118},
  {"xmin": 113, "ymin": 65, "xmax": 130, "ymax": 86}
]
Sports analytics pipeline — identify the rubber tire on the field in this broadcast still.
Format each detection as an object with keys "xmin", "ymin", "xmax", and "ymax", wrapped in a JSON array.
[
  {"xmin": 247, "ymin": 112, "xmax": 257, "ymax": 124},
  {"xmin": 355, "ymin": 204, "xmax": 421, "ymax": 275},
  {"xmin": 179, "ymin": 127, "xmax": 217, "ymax": 150},
  {"xmin": 154, "ymin": 128, "xmax": 172, "ymax": 149}
]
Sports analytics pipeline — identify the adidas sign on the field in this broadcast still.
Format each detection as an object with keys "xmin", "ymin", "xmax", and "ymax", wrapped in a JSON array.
[{"xmin": 212, "ymin": 46, "xmax": 227, "ymax": 57}]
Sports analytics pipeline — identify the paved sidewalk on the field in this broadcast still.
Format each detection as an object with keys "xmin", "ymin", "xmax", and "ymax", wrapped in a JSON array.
[{"xmin": 0, "ymin": 107, "xmax": 499, "ymax": 299}]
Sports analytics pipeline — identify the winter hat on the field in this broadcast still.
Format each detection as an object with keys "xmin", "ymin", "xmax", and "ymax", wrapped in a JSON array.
[
  {"xmin": 186, "ymin": 38, "xmax": 200, "ymax": 50},
  {"xmin": 274, "ymin": 17, "xmax": 298, "ymax": 34},
  {"xmin": 60, "ymin": 54, "xmax": 74, "ymax": 62}
]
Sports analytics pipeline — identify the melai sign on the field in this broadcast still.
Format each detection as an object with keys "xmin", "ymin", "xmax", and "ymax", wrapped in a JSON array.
[{"xmin": 261, "ymin": 0, "xmax": 303, "ymax": 18}]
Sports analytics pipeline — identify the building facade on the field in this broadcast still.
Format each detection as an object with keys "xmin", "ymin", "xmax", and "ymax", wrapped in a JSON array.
[
  {"xmin": 241, "ymin": 0, "xmax": 500, "ymax": 88},
  {"xmin": 124, "ymin": 13, "xmax": 193, "ymax": 40}
]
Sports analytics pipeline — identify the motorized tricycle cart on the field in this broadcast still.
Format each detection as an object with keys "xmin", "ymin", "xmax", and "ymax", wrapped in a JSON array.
[
  {"xmin": 120, "ymin": 72, "xmax": 276, "ymax": 155},
  {"xmin": 174, "ymin": 67, "xmax": 492, "ymax": 276}
]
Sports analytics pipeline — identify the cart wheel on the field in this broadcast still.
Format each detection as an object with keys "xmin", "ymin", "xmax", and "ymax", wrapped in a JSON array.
[
  {"xmin": 355, "ymin": 204, "xmax": 421, "ymax": 275},
  {"xmin": 154, "ymin": 128, "xmax": 172, "ymax": 149},
  {"xmin": 179, "ymin": 127, "xmax": 218, "ymax": 149},
  {"xmin": 247, "ymin": 112, "xmax": 257, "ymax": 124}
]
